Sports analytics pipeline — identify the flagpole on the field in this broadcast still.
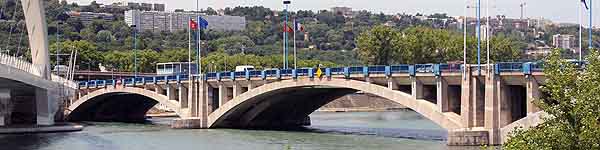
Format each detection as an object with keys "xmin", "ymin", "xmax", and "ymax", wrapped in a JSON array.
[
  {"xmin": 293, "ymin": 19, "xmax": 297, "ymax": 70},
  {"xmin": 196, "ymin": 0, "xmax": 202, "ymax": 75},
  {"xmin": 477, "ymin": 0, "xmax": 481, "ymax": 76},
  {"xmin": 282, "ymin": 24, "xmax": 286, "ymax": 69},
  {"xmin": 463, "ymin": 0, "xmax": 468, "ymax": 80},
  {"xmin": 188, "ymin": 16, "xmax": 192, "ymax": 78},
  {"xmin": 282, "ymin": 5, "xmax": 287, "ymax": 69},
  {"xmin": 589, "ymin": 0, "xmax": 593, "ymax": 50},
  {"xmin": 284, "ymin": 4, "xmax": 289, "ymax": 69},
  {"xmin": 580, "ymin": 0, "xmax": 583, "ymax": 61},
  {"xmin": 197, "ymin": 17, "xmax": 202, "ymax": 74},
  {"xmin": 486, "ymin": 0, "xmax": 490, "ymax": 70}
]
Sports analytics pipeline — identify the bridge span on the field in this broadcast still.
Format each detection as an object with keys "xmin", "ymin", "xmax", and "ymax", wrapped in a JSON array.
[
  {"xmin": 71, "ymin": 62, "xmax": 548, "ymax": 145},
  {"xmin": 1, "ymin": 0, "xmax": 78, "ymax": 128}
]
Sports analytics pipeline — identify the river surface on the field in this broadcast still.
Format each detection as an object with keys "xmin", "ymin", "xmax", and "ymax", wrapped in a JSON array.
[{"xmin": 0, "ymin": 110, "xmax": 479, "ymax": 150}]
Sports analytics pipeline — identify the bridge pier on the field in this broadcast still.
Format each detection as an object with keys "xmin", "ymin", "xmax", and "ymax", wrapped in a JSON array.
[
  {"xmin": 247, "ymin": 81, "xmax": 256, "ymax": 90},
  {"xmin": 411, "ymin": 77, "xmax": 423, "ymax": 99},
  {"xmin": 155, "ymin": 85, "xmax": 165, "ymax": 95},
  {"xmin": 218, "ymin": 83, "xmax": 233, "ymax": 107},
  {"xmin": 172, "ymin": 80, "xmax": 209, "ymax": 129},
  {"xmin": 484, "ymin": 71, "xmax": 503, "ymax": 145},
  {"xmin": 0, "ymin": 89, "xmax": 11, "ymax": 126},
  {"xmin": 233, "ymin": 82, "xmax": 243, "ymax": 97},
  {"xmin": 436, "ymin": 77, "xmax": 449, "ymax": 112},
  {"xmin": 179, "ymin": 84, "xmax": 188, "ymax": 108},
  {"xmin": 387, "ymin": 77, "xmax": 399, "ymax": 90},
  {"xmin": 36, "ymin": 88, "xmax": 55, "ymax": 126},
  {"xmin": 167, "ymin": 85, "xmax": 177, "ymax": 100},
  {"xmin": 526, "ymin": 77, "xmax": 541, "ymax": 114}
]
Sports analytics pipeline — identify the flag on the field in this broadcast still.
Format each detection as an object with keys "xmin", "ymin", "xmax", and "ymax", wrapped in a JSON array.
[
  {"xmin": 294, "ymin": 20, "xmax": 305, "ymax": 32},
  {"xmin": 283, "ymin": 24, "xmax": 293, "ymax": 33},
  {"xmin": 198, "ymin": 16, "xmax": 209, "ymax": 29},
  {"xmin": 189, "ymin": 19, "xmax": 198, "ymax": 30},
  {"xmin": 582, "ymin": 0, "xmax": 589, "ymax": 9}
]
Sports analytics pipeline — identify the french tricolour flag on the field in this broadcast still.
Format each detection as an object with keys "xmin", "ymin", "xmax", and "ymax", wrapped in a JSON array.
[{"xmin": 294, "ymin": 20, "xmax": 305, "ymax": 32}]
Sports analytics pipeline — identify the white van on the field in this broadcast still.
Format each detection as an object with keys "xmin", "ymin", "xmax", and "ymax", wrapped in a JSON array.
[{"xmin": 235, "ymin": 66, "xmax": 255, "ymax": 72}]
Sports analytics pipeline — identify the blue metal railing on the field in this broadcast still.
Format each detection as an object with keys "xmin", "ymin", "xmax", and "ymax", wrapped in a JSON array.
[
  {"xmin": 440, "ymin": 64, "xmax": 462, "ymax": 72},
  {"xmin": 79, "ymin": 62, "xmax": 548, "ymax": 89},
  {"xmin": 280, "ymin": 69, "xmax": 293, "ymax": 77},
  {"xmin": 415, "ymin": 64, "xmax": 435, "ymax": 73},
  {"xmin": 367, "ymin": 66, "xmax": 387, "ymax": 74}
]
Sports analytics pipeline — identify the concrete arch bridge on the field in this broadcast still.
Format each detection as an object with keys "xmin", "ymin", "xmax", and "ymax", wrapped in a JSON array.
[{"xmin": 70, "ymin": 63, "xmax": 552, "ymax": 145}]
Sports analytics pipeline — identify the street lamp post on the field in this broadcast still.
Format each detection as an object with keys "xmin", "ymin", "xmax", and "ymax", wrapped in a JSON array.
[
  {"xmin": 56, "ymin": 21, "xmax": 62, "ymax": 76},
  {"xmin": 284, "ymin": 0, "xmax": 291, "ymax": 70},
  {"xmin": 131, "ymin": 25, "xmax": 138, "ymax": 78}
]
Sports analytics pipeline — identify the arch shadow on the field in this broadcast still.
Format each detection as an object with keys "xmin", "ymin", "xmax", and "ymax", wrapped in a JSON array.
[{"xmin": 67, "ymin": 88, "xmax": 181, "ymax": 123}]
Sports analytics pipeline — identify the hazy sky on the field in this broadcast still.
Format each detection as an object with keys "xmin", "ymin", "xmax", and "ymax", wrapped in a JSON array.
[{"xmin": 68, "ymin": 0, "xmax": 599, "ymax": 26}]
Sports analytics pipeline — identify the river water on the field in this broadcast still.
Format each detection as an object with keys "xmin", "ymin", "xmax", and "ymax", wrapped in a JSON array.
[{"xmin": 0, "ymin": 110, "xmax": 478, "ymax": 150}]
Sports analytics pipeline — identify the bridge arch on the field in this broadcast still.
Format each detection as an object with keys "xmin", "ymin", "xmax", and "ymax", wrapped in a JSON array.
[
  {"xmin": 67, "ymin": 87, "xmax": 181, "ymax": 122},
  {"xmin": 208, "ymin": 78, "xmax": 463, "ymax": 130}
]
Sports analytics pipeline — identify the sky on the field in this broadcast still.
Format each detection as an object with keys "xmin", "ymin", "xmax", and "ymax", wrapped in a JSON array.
[{"xmin": 68, "ymin": 0, "xmax": 599, "ymax": 26}]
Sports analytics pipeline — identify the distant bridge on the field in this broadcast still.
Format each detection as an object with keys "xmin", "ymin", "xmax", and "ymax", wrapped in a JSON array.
[
  {"xmin": 70, "ymin": 62, "xmax": 551, "ymax": 146},
  {"xmin": 1, "ymin": 0, "xmax": 77, "ymax": 127}
]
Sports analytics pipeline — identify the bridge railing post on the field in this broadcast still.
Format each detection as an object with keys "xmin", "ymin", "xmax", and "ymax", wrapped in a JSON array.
[
  {"xmin": 409, "ymin": 65, "xmax": 416, "ymax": 76},
  {"xmin": 434, "ymin": 64, "xmax": 441, "ymax": 76},
  {"xmin": 385, "ymin": 66, "xmax": 391, "ymax": 77},
  {"xmin": 276, "ymin": 69, "xmax": 281, "ymax": 79},
  {"xmin": 343, "ymin": 67, "xmax": 350, "ymax": 78},
  {"xmin": 245, "ymin": 70, "xmax": 251, "ymax": 80},
  {"xmin": 292, "ymin": 69, "xmax": 298, "ymax": 79},
  {"xmin": 522, "ymin": 62, "xmax": 532, "ymax": 75}
]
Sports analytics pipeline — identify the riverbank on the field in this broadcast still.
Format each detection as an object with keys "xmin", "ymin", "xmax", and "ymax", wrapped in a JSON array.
[{"xmin": 0, "ymin": 123, "xmax": 83, "ymax": 134}]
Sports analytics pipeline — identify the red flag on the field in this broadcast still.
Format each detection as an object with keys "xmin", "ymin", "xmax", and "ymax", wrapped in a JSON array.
[
  {"xmin": 283, "ymin": 24, "xmax": 293, "ymax": 33},
  {"xmin": 190, "ymin": 20, "xmax": 198, "ymax": 30}
]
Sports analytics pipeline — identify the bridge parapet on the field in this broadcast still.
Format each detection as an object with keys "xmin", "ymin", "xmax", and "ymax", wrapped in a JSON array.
[
  {"xmin": 79, "ymin": 62, "xmax": 544, "ymax": 90},
  {"xmin": 0, "ymin": 53, "xmax": 77, "ymax": 89}
]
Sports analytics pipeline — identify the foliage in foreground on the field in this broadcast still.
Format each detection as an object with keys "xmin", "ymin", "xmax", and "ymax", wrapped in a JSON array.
[{"xmin": 503, "ymin": 49, "xmax": 600, "ymax": 150}]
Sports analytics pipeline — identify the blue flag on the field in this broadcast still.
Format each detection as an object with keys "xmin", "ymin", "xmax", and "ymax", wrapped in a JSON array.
[{"xmin": 198, "ymin": 16, "xmax": 209, "ymax": 29}]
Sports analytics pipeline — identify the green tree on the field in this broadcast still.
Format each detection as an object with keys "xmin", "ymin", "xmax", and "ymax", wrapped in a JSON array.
[
  {"xmin": 356, "ymin": 25, "xmax": 402, "ymax": 65},
  {"xmin": 50, "ymin": 40, "xmax": 102, "ymax": 70},
  {"xmin": 504, "ymin": 49, "xmax": 600, "ymax": 150}
]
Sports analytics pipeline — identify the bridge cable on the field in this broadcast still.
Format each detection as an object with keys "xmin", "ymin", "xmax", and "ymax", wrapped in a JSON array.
[
  {"xmin": 15, "ymin": 22, "xmax": 25, "ymax": 58},
  {"xmin": 2, "ymin": 1, "xmax": 20, "ymax": 55}
]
